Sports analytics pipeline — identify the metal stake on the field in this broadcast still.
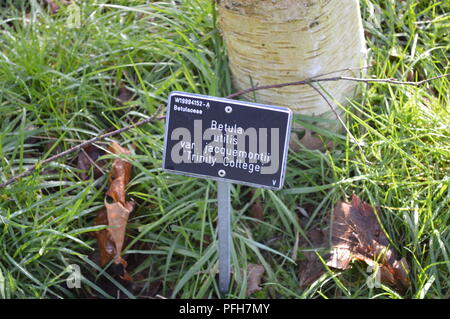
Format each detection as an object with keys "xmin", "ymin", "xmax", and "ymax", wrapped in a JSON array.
[{"xmin": 217, "ymin": 181, "xmax": 231, "ymax": 294}]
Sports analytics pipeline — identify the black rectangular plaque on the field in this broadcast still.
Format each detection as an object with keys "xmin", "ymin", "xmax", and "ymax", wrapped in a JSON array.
[{"xmin": 162, "ymin": 91, "xmax": 292, "ymax": 190}]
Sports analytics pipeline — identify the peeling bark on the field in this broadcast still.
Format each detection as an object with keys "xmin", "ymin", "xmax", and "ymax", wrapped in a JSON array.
[{"xmin": 218, "ymin": 0, "xmax": 367, "ymax": 129}]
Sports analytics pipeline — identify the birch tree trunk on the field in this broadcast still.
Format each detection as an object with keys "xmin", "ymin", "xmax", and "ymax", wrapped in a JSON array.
[{"xmin": 218, "ymin": 0, "xmax": 367, "ymax": 130}]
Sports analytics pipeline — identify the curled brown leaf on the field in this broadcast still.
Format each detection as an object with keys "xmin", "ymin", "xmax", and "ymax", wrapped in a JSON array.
[
  {"xmin": 93, "ymin": 142, "xmax": 134, "ymax": 271},
  {"xmin": 94, "ymin": 207, "xmax": 116, "ymax": 267},
  {"xmin": 106, "ymin": 142, "xmax": 132, "ymax": 205},
  {"xmin": 105, "ymin": 201, "xmax": 134, "ymax": 265}
]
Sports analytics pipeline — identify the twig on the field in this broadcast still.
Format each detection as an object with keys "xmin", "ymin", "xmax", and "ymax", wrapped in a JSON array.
[
  {"xmin": 80, "ymin": 147, "xmax": 106, "ymax": 176},
  {"xmin": 0, "ymin": 110, "xmax": 164, "ymax": 188},
  {"xmin": 31, "ymin": 136, "xmax": 110, "ymax": 145},
  {"xmin": 1, "ymin": 71, "xmax": 448, "ymax": 188},
  {"xmin": 306, "ymin": 65, "xmax": 372, "ymax": 79},
  {"xmin": 226, "ymin": 73, "xmax": 450, "ymax": 99},
  {"xmin": 307, "ymin": 82, "xmax": 349, "ymax": 132},
  {"xmin": 307, "ymin": 83, "xmax": 366, "ymax": 161}
]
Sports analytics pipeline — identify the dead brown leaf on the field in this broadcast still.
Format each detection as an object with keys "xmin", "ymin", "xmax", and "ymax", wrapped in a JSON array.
[
  {"xmin": 106, "ymin": 142, "xmax": 132, "ymax": 205},
  {"xmin": 299, "ymin": 194, "xmax": 410, "ymax": 293},
  {"xmin": 94, "ymin": 207, "xmax": 117, "ymax": 267},
  {"xmin": 246, "ymin": 264, "xmax": 265, "ymax": 296},
  {"xmin": 105, "ymin": 201, "xmax": 133, "ymax": 265},
  {"xmin": 328, "ymin": 194, "xmax": 410, "ymax": 293},
  {"xmin": 93, "ymin": 142, "xmax": 134, "ymax": 272}
]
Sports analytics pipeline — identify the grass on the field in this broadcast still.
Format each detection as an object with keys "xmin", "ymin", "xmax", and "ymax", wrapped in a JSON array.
[{"xmin": 0, "ymin": 0, "xmax": 449, "ymax": 299}]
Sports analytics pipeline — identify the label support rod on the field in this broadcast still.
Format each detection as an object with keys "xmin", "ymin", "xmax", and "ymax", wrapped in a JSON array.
[{"xmin": 217, "ymin": 181, "xmax": 231, "ymax": 295}]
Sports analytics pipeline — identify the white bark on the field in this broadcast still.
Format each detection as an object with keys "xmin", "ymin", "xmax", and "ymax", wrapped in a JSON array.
[{"xmin": 218, "ymin": 0, "xmax": 367, "ymax": 129}]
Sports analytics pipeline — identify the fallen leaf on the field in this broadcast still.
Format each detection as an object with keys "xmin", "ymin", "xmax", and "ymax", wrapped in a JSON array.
[
  {"xmin": 246, "ymin": 264, "xmax": 265, "ymax": 296},
  {"xmin": 93, "ymin": 142, "xmax": 134, "ymax": 272},
  {"xmin": 106, "ymin": 142, "xmax": 132, "ymax": 205},
  {"xmin": 299, "ymin": 194, "xmax": 410, "ymax": 293},
  {"xmin": 105, "ymin": 201, "xmax": 133, "ymax": 265},
  {"xmin": 328, "ymin": 195, "xmax": 410, "ymax": 293},
  {"xmin": 94, "ymin": 207, "xmax": 117, "ymax": 267}
]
